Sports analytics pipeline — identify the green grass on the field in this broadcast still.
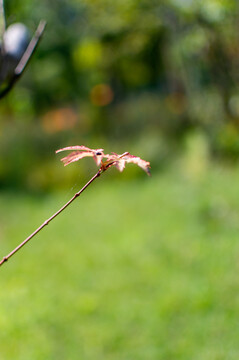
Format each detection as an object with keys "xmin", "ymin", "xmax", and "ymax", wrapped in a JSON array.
[{"xmin": 1, "ymin": 165, "xmax": 239, "ymax": 359}]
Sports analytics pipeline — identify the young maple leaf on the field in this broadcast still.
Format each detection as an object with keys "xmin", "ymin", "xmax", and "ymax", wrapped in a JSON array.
[
  {"xmin": 105, "ymin": 152, "xmax": 151, "ymax": 175},
  {"xmin": 56, "ymin": 146, "xmax": 151, "ymax": 175},
  {"xmin": 56, "ymin": 146, "xmax": 104, "ymax": 166}
]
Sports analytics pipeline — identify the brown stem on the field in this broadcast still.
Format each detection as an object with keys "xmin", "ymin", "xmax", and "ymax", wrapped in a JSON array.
[{"xmin": 0, "ymin": 169, "xmax": 101, "ymax": 267}]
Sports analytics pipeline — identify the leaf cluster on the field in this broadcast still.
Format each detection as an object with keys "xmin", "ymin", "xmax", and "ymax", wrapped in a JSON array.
[{"xmin": 56, "ymin": 145, "xmax": 151, "ymax": 176}]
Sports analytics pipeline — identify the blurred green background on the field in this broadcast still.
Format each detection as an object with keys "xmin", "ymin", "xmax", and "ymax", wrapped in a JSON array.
[
  {"xmin": 1, "ymin": 0, "xmax": 239, "ymax": 359},
  {"xmin": 1, "ymin": 0, "xmax": 239, "ymax": 190}
]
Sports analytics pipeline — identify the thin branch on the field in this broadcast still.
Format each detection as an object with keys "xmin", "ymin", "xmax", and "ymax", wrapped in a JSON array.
[
  {"xmin": 0, "ymin": 145, "xmax": 150, "ymax": 267},
  {"xmin": 0, "ymin": 169, "xmax": 101, "ymax": 267}
]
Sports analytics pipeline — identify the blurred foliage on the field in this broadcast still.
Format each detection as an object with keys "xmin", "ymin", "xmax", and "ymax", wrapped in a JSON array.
[{"xmin": 1, "ymin": 0, "xmax": 239, "ymax": 189}]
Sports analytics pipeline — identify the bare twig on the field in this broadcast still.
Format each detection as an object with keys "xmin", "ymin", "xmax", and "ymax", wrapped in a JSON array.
[
  {"xmin": 0, "ymin": 169, "xmax": 101, "ymax": 267},
  {"xmin": 0, "ymin": 145, "xmax": 150, "ymax": 268}
]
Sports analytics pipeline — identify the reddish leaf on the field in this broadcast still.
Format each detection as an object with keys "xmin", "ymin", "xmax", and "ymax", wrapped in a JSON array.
[
  {"xmin": 106, "ymin": 152, "xmax": 151, "ymax": 175},
  {"xmin": 59, "ymin": 151, "xmax": 95, "ymax": 166},
  {"xmin": 56, "ymin": 145, "xmax": 93, "ymax": 153},
  {"xmin": 56, "ymin": 146, "xmax": 104, "ymax": 166},
  {"xmin": 122, "ymin": 153, "xmax": 151, "ymax": 175},
  {"xmin": 113, "ymin": 159, "xmax": 126, "ymax": 172},
  {"xmin": 56, "ymin": 145, "xmax": 151, "ymax": 175}
]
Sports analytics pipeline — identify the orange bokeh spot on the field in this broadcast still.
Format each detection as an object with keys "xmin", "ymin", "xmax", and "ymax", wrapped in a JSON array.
[
  {"xmin": 42, "ymin": 107, "xmax": 78, "ymax": 133},
  {"xmin": 90, "ymin": 84, "xmax": 114, "ymax": 106}
]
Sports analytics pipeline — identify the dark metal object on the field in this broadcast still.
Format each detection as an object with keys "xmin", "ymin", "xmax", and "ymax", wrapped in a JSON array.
[{"xmin": 0, "ymin": 19, "xmax": 46, "ymax": 99}]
